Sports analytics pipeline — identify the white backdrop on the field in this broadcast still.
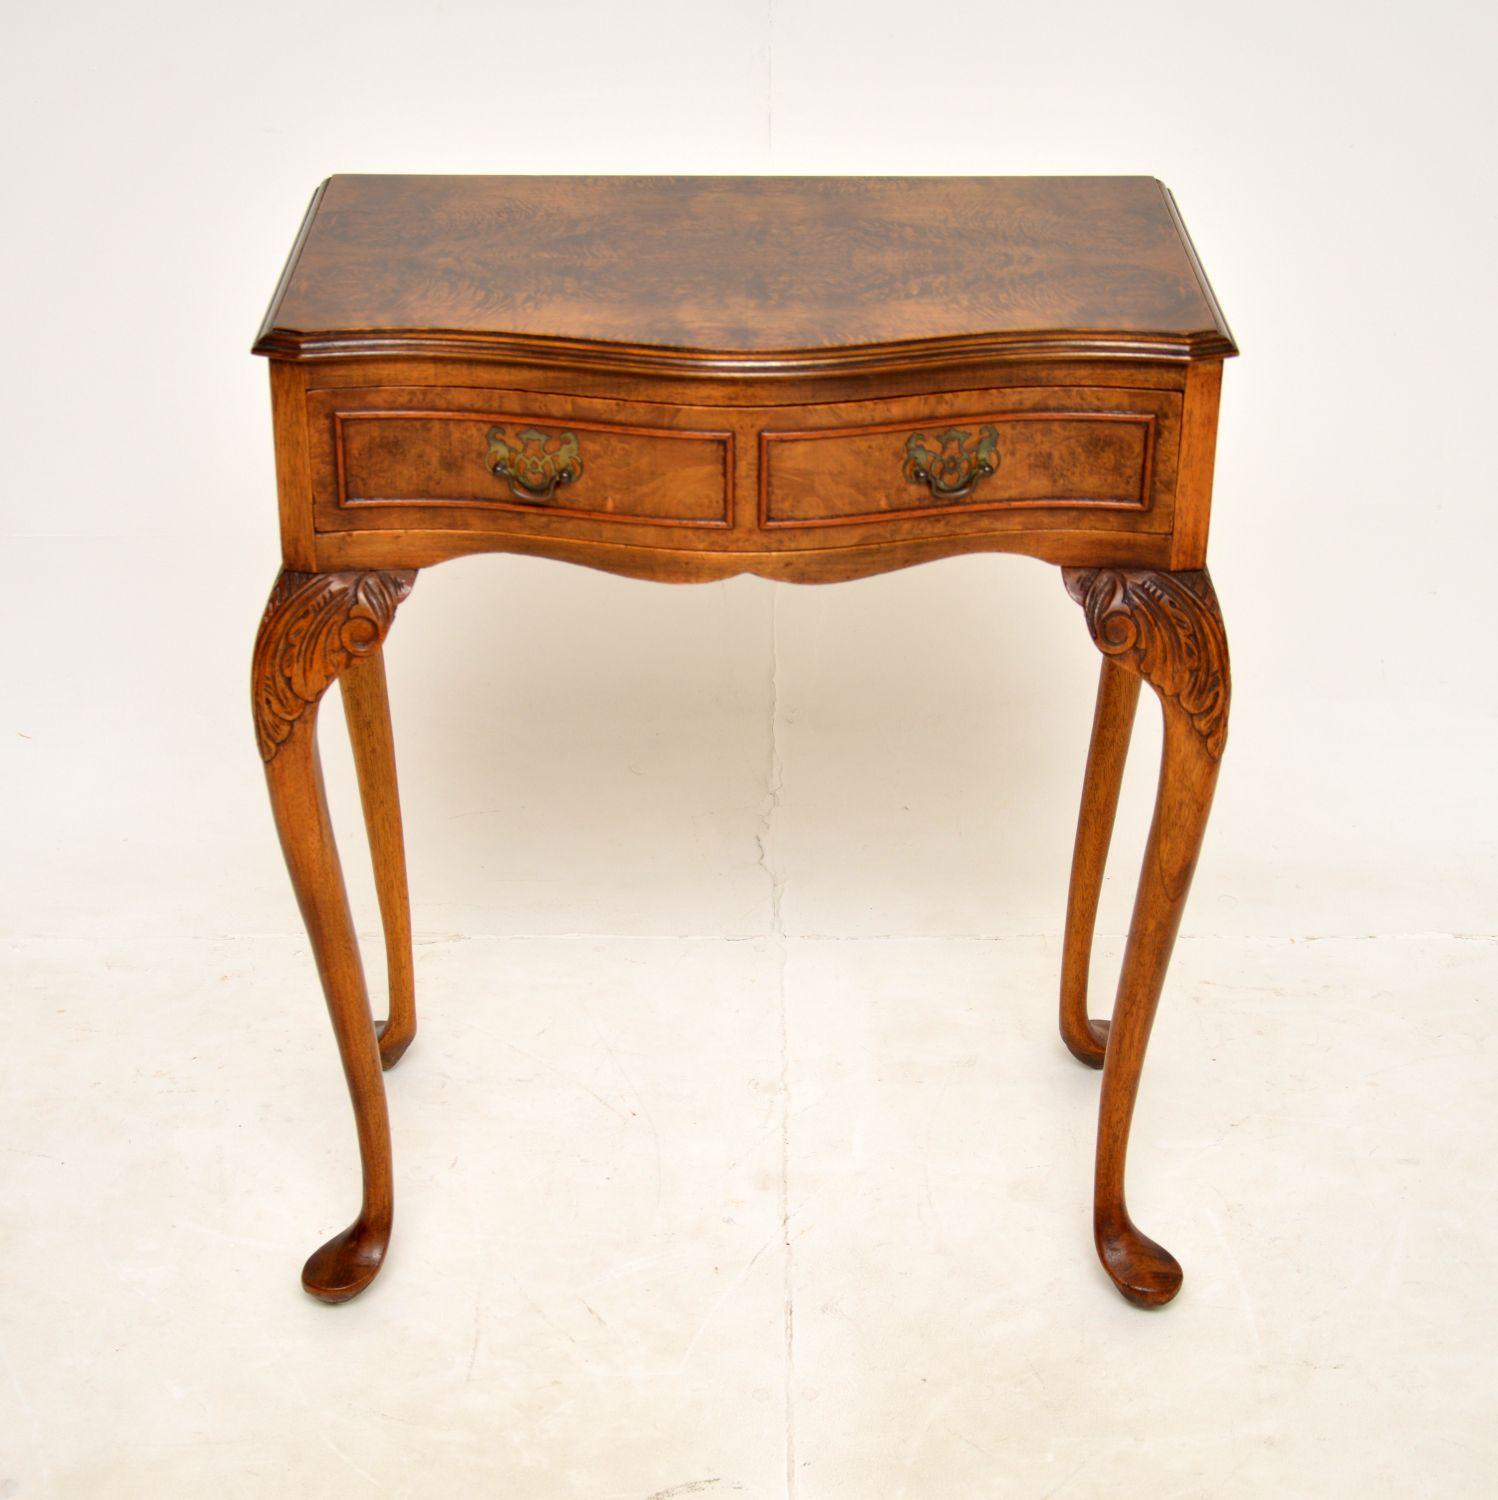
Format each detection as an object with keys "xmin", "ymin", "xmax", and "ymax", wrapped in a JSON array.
[
  {"xmin": 3, "ymin": 3, "xmax": 1496, "ymax": 1492},
  {"xmin": 4, "ymin": 0, "xmax": 1492, "ymax": 954}
]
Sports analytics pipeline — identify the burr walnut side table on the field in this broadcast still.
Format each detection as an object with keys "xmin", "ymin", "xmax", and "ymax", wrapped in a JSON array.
[{"xmin": 251, "ymin": 175, "xmax": 1236, "ymax": 1308}]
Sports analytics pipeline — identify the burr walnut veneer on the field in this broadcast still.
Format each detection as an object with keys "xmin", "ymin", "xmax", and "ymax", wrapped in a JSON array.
[{"xmin": 252, "ymin": 175, "xmax": 1237, "ymax": 1308}]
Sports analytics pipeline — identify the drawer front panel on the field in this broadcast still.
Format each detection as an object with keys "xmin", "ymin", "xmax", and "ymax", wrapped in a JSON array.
[
  {"xmin": 309, "ymin": 389, "xmax": 733, "ymax": 531},
  {"xmin": 760, "ymin": 387, "xmax": 1178, "ymax": 530}
]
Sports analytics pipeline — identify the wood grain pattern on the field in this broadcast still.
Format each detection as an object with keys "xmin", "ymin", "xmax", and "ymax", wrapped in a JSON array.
[
  {"xmin": 253, "ymin": 569, "xmax": 415, "ymax": 761},
  {"xmin": 252, "ymin": 568, "xmax": 416, "ymax": 1301},
  {"xmin": 311, "ymin": 525, "xmax": 1179, "ymax": 579},
  {"xmin": 298, "ymin": 379, "xmax": 1184, "ymax": 570},
  {"xmin": 1060, "ymin": 658, "xmax": 1142, "ymax": 1068},
  {"xmin": 328, "ymin": 407, "xmax": 732, "ymax": 527},
  {"xmin": 269, "ymin": 361, "xmax": 315, "ymax": 570},
  {"xmin": 341, "ymin": 649, "xmax": 416, "ymax": 1070},
  {"xmin": 253, "ymin": 176, "xmax": 1240, "ymax": 1309},
  {"xmin": 256, "ymin": 176, "xmax": 1236, "ymax": 370},
  {"xmin": 762, "ymin": 407, "xmax": 1157, "ymax": 527},
  {"xmin": 1062, "ymin": 567, "xmax": 1229, "ymax": 1306},
  {"xmin": 300, "ymin": 350, "xmax": 1197, "ymax": 408},
  {"xmin": 1170, "ymin": 360, "xmax": 1225, "ymax": 569},
  {"xmin": 1065, "ymin": 568, "xmax": 1229, "ymax": 759},
  {"xmin": 747, "ymin": 384, "xmax": 1184, "ymax": 541}
]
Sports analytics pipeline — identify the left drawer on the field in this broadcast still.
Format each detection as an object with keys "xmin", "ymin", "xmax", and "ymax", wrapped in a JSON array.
[{"xmin": 306, "ymin": 387, "xmax": 734, "ymax": 531}]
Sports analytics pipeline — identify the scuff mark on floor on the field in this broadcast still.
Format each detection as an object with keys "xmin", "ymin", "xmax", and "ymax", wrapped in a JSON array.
[{"xmin": 645, "ymin": 1476, "xmax": 724, "ymax": 1499}]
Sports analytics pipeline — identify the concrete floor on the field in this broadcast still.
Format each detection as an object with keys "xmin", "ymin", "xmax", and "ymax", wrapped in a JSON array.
[{"xmin": 3, "ymin": 929, "xmax": 1493, "ymax": 1496}]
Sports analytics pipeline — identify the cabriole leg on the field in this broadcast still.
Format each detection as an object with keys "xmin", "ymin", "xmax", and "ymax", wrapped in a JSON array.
[
  {"xmin": 1060, "ymin": 657, "xmax": 1142, "ymax": 1067},
  {"xmin": 1062, "ymin": 567, "xmax": 1230, "ymax": 1307},
  {"xmin": 341, "ymin": 650, "xmax": 416, "ymax": 1069},
  {"xmin": 252, "ymin": 567, "xmax": 416, "ymax": 1302}
]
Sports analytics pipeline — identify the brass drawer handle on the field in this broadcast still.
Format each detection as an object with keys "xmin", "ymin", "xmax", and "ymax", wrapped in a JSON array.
[
  {"xmin": 903, "ymin": 424, "xmax": 1000, "ymax": 500},
  {"xmin": 485, "ymin": 425, "xmax": 583, "ymax": 502}
]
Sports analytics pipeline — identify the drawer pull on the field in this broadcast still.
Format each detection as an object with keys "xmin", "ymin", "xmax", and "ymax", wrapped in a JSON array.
[
  {"xmin": 903, "ymin": 424, "xmax": 1001, "ymax": 500},
  {"xmin": 485, "ymin": 425, "xmax": 583, "ymax": 502}
]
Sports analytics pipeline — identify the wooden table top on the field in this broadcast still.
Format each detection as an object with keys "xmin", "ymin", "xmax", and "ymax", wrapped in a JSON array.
[{"xmin": 255, "ymin": 176, "xmax": 1236, "ymax": 369}]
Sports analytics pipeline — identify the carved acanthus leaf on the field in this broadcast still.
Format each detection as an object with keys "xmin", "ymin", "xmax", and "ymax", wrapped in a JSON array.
[
  {"xmin": 1063, "ymin": 568, "xmax": 1230, "ymax": 760},
  {"xmin": 253, "ymin": 569, "xmax": 415, "ymax": 762}
]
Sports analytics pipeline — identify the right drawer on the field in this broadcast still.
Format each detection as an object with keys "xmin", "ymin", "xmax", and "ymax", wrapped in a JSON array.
[{"xmin": 759, "ymin": 386, "xmax": 1181, "ymax": 531}]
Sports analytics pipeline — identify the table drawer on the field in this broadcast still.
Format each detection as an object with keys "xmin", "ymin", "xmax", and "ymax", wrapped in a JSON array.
[
  {"xmin": 759, "ymin": 387, "xmax": 1179, "ymax": 530},
  {"xmin": 308, "ymin": 388, "xmax": 733, "ymax": 531}
]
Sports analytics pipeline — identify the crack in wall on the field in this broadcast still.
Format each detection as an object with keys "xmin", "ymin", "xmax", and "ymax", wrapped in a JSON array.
[
  {"xmin": 759, "ymin": 588, "xmax": 796, "ymax": 1500},
  {"xmin": 756, "ymin": 591, "xmax": 787, "ymax": 935}
]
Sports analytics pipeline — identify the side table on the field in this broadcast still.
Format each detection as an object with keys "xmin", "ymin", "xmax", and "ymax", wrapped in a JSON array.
[{"xmin": 251, "ymin": 176, "xmax": 1236, "ymax": 1307}]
